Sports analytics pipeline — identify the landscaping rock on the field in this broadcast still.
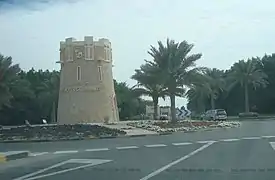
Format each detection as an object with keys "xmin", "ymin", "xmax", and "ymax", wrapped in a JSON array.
[{"xmin": 127, "ymin": 120, "xmax": 241, "ymax": 133}]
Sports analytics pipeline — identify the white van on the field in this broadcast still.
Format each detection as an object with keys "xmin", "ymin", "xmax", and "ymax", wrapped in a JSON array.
[{"xmin": 204, "ymin": 109, "xmax": 227, "ymax": 121}]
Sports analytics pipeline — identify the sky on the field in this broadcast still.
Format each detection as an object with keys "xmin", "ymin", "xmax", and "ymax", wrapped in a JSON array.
[{"xmin": 1, "ymin": 0, "xmax": 275, "ymax": 107}]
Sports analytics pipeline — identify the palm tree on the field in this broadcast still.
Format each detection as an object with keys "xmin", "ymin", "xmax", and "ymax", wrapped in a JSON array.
[
  {"xmin": 228, "ymin": 59, "xmax": 268, "ymax": 113},
  {"xmin": 0, "ymin": 54, "xmax": 20, "ymax": 109},
  {"xmin": 131, "ymin": 63, "xmax": 166, "ymax": 120},
  {"xmin": 204, "ymin": 68, "xmax": 225, "ymax": 109},
  {"xmin": 186, "ymin": 74, "xmax": 211, "ymax": 113},
  {"xmin": 148, "ymin": 39, "xmax": 202, "ymax": 122}
]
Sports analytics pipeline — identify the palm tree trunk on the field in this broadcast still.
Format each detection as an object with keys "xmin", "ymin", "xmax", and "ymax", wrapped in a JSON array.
[
  {"xmin": 152, "ymin": 97, "xmax": 158, "ymax": 120},
  {"xmin": 210, "ymin": 95, "xmax": 215, "ymax": 110},
  {"xmin": 50, "ymin": 101, "xmax": 56, "ymax": 123},
  {"xmin": 244, "ymin": 83, "xmax": 249, "ymax": 113},
  {"xmin": 170, "ymin": 94, "xmax": 176, "ymax": 122}
]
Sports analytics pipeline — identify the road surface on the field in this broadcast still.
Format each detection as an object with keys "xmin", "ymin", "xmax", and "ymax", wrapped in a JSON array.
[{"xmin": 1, "ymin": 120, "xmax": 275, "ymax": 180}]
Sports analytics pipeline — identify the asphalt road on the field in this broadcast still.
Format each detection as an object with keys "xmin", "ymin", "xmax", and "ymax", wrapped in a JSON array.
[{"xmin": 1, "ymin": 120, "xmax": 275, "ymax": 180}]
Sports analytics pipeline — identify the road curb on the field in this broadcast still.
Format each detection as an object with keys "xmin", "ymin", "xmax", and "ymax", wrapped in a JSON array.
[
  {"xmin": 0, "ymin": 151, "xmax": 29, "ymax": 163},
  {"xmin": 0, "ymin": 138, "xmax": 85, "ymax": 143}
]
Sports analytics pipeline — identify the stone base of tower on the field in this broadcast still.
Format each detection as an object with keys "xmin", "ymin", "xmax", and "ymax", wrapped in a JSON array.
[{"xmin": 57, "ymin": 87, "xmax": 119, "ymax": 125}]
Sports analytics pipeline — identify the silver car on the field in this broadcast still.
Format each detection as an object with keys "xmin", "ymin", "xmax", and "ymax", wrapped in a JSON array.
[{"xmin": 204, "ymin": 109, "xmax": 227, "ymax": 121}]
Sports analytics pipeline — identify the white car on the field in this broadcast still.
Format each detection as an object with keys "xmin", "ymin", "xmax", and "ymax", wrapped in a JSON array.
[
  {"xmin": 159, "ymin": 114, "xmax": 169, "ymax": 120},
  {"xmin": 204, "ymin": 109, "xmax": 227, "ymax": 121}
]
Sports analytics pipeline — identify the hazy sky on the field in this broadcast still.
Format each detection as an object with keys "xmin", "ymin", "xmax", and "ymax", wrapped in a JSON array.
[{"xmin": 1, "ymin": 0, "xmax": 275, "ymax": 107}]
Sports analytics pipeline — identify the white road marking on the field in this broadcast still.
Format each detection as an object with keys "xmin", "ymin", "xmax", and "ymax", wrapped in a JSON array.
[
  {"xmin": 197, "ymin": 140, "xmax": 216, "ymax": 144},
  {"xmin": 172, "ymin": 142, "xmax": 193, "ymax": 146},
  {"xmin": 116, "ymin": 146, "xmax": 139, "ymax": 150},
  {"xmin": 220, "ymin": 138, "xmax": 240, "ymax": 142},
  {"xmin": 269, "ymin": 142, "xmax": 275, "ymax": 150},
  {"xmin": 139, "ymin": 141, "xmax": 215, "ymax": 180},
  {"xmin": 29, "ymin": 152, "xmax": 49, "ymax": 157},
  {"xmin": 13, "ymin": 159, "xmax": 112, "ymax": 180},
  {"xmin": 262, "ymin": 135, "xmax": 275, "ymax": 138},
  {"xmin": 53, "ymin": 150, "xmax": 78, "ymax": 154},
  {"xmin": 242, "ymin": 137, "xmax": 261, "ymax": 140},
  {"xmin": 145, "ymin": 144, "xmax": 167, "ymax": 148},
  {"xmin": 85, "ymin": 148, "xmax": 109, "ymax": 152}
]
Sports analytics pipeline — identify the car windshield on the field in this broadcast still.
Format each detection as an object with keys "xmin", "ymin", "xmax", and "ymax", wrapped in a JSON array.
[{"xmin": 217, "ymin": 110, "xmax": 226, "ymax": 115}]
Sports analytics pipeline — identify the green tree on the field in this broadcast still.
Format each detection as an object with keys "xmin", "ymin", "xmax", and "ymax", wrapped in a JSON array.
[
  {"xmin": 227, "ymin": 59, "xmax": 268, "ymax": 113},
  {"xmin": 186, "ymin": 75, "xmax": 211, "ymax": 113},
  {"xmin": 204, "ymin": 68, "xmax": 225, "ymax": 109},
  {"xmin": 131, "ymin": 63, "xmax": 166, "ymax": 120},
  {"xmin": 256, "ymin": 54, "xmax": 275, "ymax": 113},
  {"xmin": 148, "ymin": 39, "xmax": 202, "ymax": 121},
  {"xmin": 21, "ymin": 69, "xmax": 60, "ymax": 122},
  {"xmin": 114, "ymin": 80, "xmax": 145, "ymax": 120},
  {"xmin": 0, "ymin": 54, "xmax": 21, "ymax": 109}
]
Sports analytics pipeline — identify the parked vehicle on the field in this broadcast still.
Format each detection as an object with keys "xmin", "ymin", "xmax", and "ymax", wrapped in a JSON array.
[
  {"xmin": 204, "ymin": 109, "xmax": 227, "ymax": 121},
  {"xmin": 159, "ymin": 114, "xmax": 169, "ymax": 120}
]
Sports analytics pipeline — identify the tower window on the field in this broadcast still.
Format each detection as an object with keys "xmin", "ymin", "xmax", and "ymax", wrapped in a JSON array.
[
  {"xmin": 98, "ymin": 66, "xmax": 102, "ymax": 81},
  {"xmin": 77, "ymin": 66, "xmax": 81, "ymax": 81}
]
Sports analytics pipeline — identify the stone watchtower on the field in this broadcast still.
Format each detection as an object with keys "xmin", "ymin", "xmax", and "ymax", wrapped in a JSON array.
[{"xmin": 57, "ymin": 36, "xmax": 119, "ymax": 124}]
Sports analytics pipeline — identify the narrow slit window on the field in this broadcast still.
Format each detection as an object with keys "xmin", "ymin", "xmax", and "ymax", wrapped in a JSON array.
[
  {"xmin": 98, "ymin": 66, "xmax": 102, "ymax": 81},
  {"xmin": 77, "ymin": 66, "xmax": 81, "ymax": 81}
]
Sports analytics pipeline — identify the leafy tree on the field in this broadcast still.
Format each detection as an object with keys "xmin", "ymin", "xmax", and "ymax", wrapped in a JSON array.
[
  {"xmin": 227, "ymin": 59, "xmax": 268, "ymax": 113},
  {"xmin": 114, "ymin": 80, "xmax": 146, "ymax": 120},
  {"xmin": 0, "ymin": 54, "xmax": 20, "ymax": 109},
  {"xmin": 147, "ymin": 39, "xmax": 202, "ymax": 121},
  {"xmin": 131, "ymin": 63, "xmax": 166, "ymax": 120}
]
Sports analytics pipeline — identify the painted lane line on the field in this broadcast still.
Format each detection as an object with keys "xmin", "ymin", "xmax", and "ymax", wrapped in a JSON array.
[
  {"xmin": 14, "ymin": 159, "xmax": 112, "ymax": 180},
  {"xmin": 269, "ymin": 142, "xmax": 275, "ymax": 150},
  {"xmin": 53, "ymin": 150, "xmax": 78, "ymax": 154},
  {"xmin": 242, "ymin": 137, "xmax": 261, "ymax": 140},
  {"xmin": 262, "ymin": 135, "xmax": 275, "ymax": 138},
  {"xmin": 116, "ymin": 146, "xmax": 139, "ymax": 150},
  {"xmin": 197, "ymin": 140, "xmax": 216, "ymax": 144},
  {"xmin": 13, "ymin": 160, "xmax": 69, "ymax": 180},
  {"xmin": 85, "ymin": 148, "xmax": 109, "ymax": 152},
  {"xmin": 145, "ymin": 144, "xmax": 167, "ymax": 148},
  {"xmin": 139, "ymin": 141, "xmax": 215, "ymax": 180},
  {"xmin": 220, "ymin": 138, "xmax": 240, "ymax": 142},
  {"xmin": 29, "ymin": 152, "xmax": 49, "ymax": 157},
  {"xmin": 172, "ymin": 142, "xmax": 193, "ymax": 146}
]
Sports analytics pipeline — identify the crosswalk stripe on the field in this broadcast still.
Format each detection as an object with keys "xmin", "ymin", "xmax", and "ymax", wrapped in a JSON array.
[
  {"xmin": 85, "ymin": 148, "xmax": 109, "ymax": 152},
  {"xmin": 242, "ymin": 137, "xmax": 261, "ymax": 140},
  {"xmin": 53, "ymin": 150, "xmax": 78, "ymax": 154},
  {"xmin": 145, "ymin": 144, "xmax": 167, "ymax": 148},
  {"xmin": 221, "ymin": 139, "xmax": 240, "ymax": 142},
  {"xmin": 262, "ymin": 136, "xmax": 275, "ymax": 138},
  {"xmin": 172, "ymin": 142, "xmax": 193, "ymax": 146},
  {"xmin": 116, "ymin": 146, "xmax": 139, "ymax": 150},
  {"xmin": 197, "ymin": 140, "xmax": 216, "ymax": 144},
  {"xmin": 29, "ymin": 152, "xmax": 49, "ymax": 156}
]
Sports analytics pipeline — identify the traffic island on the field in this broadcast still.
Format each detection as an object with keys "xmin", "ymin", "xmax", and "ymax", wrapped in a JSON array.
[
  {"xmin": 0, "ymin": 151, "xmax": 29, "ymax": 163},
  {"xmin": 127, "ymin": 120, "xmax": 241, "ymax": 134},
  {"xmin": 0, "ymin": 124, "xmax": 126, "ymax": 143}
]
